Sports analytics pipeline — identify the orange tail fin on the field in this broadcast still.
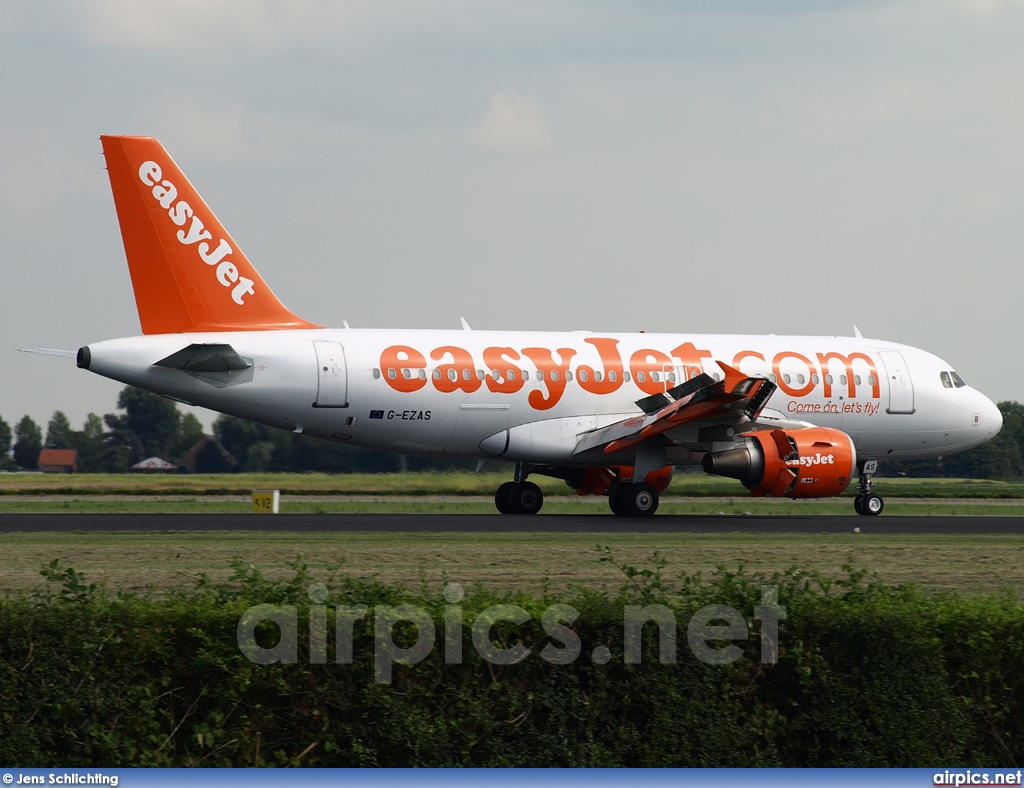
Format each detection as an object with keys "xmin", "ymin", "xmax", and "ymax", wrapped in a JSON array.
[{"xmin": 101, "ymin": 135, "xmax": 321, "ymax": 334}]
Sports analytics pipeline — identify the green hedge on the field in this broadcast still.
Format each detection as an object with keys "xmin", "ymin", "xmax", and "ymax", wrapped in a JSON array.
[{"xmin": 1, "ymin": 558, "xmax": 1022, "ymax": 766}]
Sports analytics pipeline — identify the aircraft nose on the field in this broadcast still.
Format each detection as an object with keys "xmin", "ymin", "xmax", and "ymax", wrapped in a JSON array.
[{"xmin": 980, "ymin": 393, "xmax": 1002, "ymax": 438}]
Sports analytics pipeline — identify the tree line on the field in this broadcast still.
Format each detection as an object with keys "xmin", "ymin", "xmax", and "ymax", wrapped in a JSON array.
[
  {"xmin": 1, "ymin": 388, "xmax": 1023, "ymax": 477},
  {"xmin": 0, "ymin": 386, "xmax": 470, "ymax": 474}
]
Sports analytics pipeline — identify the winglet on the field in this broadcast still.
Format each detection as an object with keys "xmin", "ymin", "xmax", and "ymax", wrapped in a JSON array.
[{"xmin": 101, "ymin": 135, "xmax": 322, "ymax": 334}]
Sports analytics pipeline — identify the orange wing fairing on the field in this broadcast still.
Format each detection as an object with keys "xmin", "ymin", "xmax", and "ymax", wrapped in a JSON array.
[{"xmin": 101, "ymin": 135, "xmax": 321, "ymax": 334}]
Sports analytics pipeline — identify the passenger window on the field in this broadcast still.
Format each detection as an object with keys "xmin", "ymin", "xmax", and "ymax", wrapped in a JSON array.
[
  {"xmin": 637, "ymin": 371, "xmax": 646, "ymax": 383},
  {"xmin": 825, "ymin": 374, "xmax": 833, "ymax": 385},
  {"xmin": 624, "ymin": 371, "xmax": 631, "ymax": 382},
  {"xmin": 551, "ymin": 370, "xmax": 560, "ymax": 381},
  {"xmin": 578, "ymin": 370, "xmax": 589, "ymax": 382},
  {"xmin": 855, "ymin": 375, "xmax": 862, "ymax": 386},
  {"xmin": 769, "ymin": 374, "xmax": 777, "ymax": 383},
  {"xmin": 433, "ymin": 369, "xmax": 441, "ymax": 380},
  {"xmin": 566, "ymin": 371, "xmax": 573, "ymax": 381},
  {"xmin": 523, "ymin": 370, "xmax": 530, "ymax": 381},
  {"xmin": 595, "ymin": 371, "xmax": 603, "ymax": 382},
  {"xmin": 537, "ymin": 370, "xmax": 544, "ymax": 381},
  {"xmin": 651, "ymin": 372, "xmax": 660, "ymax": 383},
  {"xmin": 373, "ymin": 368, "xmax": 381, "ymax": 379},
  {"xmin": 402, "ymin": 369, "xmax": 411, "ymax": 380},
  {"xmin": 868, "ymin": 375, "xmax": 876, "ymax": 386},
  {"xmin": 951, "ymin": 371, "xmax": 967, "ymax": 388},
  {"xmin": 462, "ymin": 369, "xmax": 471, "ymax": 380},
  {"xmin": 491, "ymin": 369, "xmax": 500, "ymax": 379},
  {"xmin": 387, "ymin": 368, "xmax": 397, "ymax": 380},
  {"xmin": 507, "ymin": 369, "xmax": 516, "ymax": 381},
  {"xmin": 797, "ymin": 374, "xmax": 805, "ymax": 385},
  {"xmin": 940, "ymin": 371, "xmax": 952, "ymax": 388},
  {"xmin": 840, "ymin": 375, "xmax": 847, "ymax": 386},
  {"xmin": 477, "ymin": 369, "xmax": 484, "ymax": 380},
  {"xmin": 783, "ymin": 374, "xmax": 791, "ymax": 384},
  {"xmin": 811, "ymin": 374, "xmax": 819, "ymax": 385},
  {"xmin": 608, "ymin": 371, "xmax": 616, "ymax": 382},
  {"xmin": 668, "ymin": 372, "xmax": 676, "ymax": 382},
  {"xmin": 448, "ymin": 369, "xmax": 457, "ymax": 382}
]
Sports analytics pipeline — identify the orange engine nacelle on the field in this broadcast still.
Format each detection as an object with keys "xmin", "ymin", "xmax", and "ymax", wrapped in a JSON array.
[{"xmin": 702, "ymin": 427, "xmax": 857, "ymax": 499}]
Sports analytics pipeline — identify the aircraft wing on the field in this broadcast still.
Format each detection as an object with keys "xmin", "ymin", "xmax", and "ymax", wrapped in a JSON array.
[{"xmin": 573, "ymin": 361, "xmax": 776, "ymax": 456}]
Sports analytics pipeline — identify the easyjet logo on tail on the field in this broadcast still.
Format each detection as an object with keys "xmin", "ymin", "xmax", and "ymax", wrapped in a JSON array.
[{"xmin": 138, "ymin": 161, "xmax": 256, "ymax": 306}]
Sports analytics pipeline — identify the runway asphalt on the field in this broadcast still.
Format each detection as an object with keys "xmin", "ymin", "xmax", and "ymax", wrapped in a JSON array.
[{"xmin": 0, "ymin": 513, "xmax": 1022, "ymax": 534}]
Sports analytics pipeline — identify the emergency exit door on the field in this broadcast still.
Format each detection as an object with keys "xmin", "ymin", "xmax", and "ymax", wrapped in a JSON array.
[
  {"xmin": 879, "ymin": 350, "xmax": 914, "ymax": 415},
  {"xmin": 314, "ymin": 341, "xmax": 348, "ymax": 408}
]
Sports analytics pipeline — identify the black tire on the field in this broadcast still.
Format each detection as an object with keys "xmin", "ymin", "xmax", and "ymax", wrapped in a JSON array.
[
  {"xmin": 494, "ymin": 481, "xmax": 517, "ymax": 514},
  {"xmin": 608, "ymin": 483, "xmax": 629, "ymax": 516},
  {"xmin": 508, "ymin": 481, "xmax": 544, "ymax": 515},
  {"xmin": 853, "ymin": 494, "xmax": 865, "ymax": 516},
  {"xmin": 861, "ymin": 493, "xmax": 884, "ymax": 516},
  {"xmin": 624, "ymin": 483, "xmax": 659, "ymax": 517}
]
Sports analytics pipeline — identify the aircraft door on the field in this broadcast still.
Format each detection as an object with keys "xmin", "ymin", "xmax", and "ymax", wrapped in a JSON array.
[
  {"xmin": 314, "ymin": 341, "xmax": 348, "ymax": 408},
  {"xmin": 879, "ymin": 350, "xmax": 914, "ymax": 414}
]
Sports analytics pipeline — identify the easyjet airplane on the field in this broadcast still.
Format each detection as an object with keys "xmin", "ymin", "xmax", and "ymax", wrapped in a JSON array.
[{"xmin": 37, "ymin": 136, "xmax": 1005, "ymax": 516}]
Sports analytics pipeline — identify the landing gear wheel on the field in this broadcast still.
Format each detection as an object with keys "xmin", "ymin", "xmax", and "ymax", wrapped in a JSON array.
[
  {"xmin": 854, "ymin": 460, "xmax": 880, "ymax": 517},
  {"xmin": 608, "ymin": 483, "xmax": 629, "ymax": 516},
  {"xmin": 624, "ymin": 483, "xmax": 659, "ymax": 517},
  {"xmin": 860, "ymin": 493, "xmax": 884, "ymax": 516},
  {"xmin": 508, "ymin": 481, "xmax": 544, "ymax": 515},
  {"xmin": 495, "ymin": 481, "xmax": 517, "ymax": 514}
]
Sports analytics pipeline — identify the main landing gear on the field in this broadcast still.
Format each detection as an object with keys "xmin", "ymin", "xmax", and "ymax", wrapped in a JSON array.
[
  {"xmin": 607, "ymin": 482, "xmax": 660, "ymax": 517},
  {"xmin": 494, "ymin": 463, "xmax": 544, "ymax": 514},
  {"xmin": 853, "ymin": 459, "xmax": 884, "ymax": 516},
  {"xmin": 492, "ymin": 463, "xmax": 665, "ymax": 517}
]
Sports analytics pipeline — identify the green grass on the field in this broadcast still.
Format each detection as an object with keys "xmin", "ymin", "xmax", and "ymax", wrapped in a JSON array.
[
  {"xmin": 2, "ymin": 471, "xmax": 1023, "ymax": 498},
  {"xmin": 3, "ymin": 530, "xmax": 1024, "ymax": 598}
]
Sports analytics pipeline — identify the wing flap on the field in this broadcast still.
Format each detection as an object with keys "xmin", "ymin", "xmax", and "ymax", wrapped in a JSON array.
[{"xmin": 574, "ymin": 361, "xmax": 777, "ymax": 456}]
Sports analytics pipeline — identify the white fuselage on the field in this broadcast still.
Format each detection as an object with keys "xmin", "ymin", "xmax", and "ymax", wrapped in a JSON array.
[{"xmin": 81, "ymin": 328, "xmax": 1003, "ymax": 467}]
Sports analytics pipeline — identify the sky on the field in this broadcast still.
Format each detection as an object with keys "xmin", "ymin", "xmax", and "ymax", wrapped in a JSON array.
[{"xmin": 1, "ymin": 0, "xmax": 1022, "ymax": 435}]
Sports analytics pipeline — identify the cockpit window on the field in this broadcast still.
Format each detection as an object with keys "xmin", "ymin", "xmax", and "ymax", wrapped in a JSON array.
[
  {"xmin": 950, "ymin": 371, "xmax": 967, "ymax": 388},
  {"xmin": 940, "ymin": 371, "xmax": 952, "ymax": 389}
]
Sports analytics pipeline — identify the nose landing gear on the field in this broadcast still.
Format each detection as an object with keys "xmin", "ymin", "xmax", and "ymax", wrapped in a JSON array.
[{"xmin": 853, "ymin": 460, "xmax": 884, "ymax": 516}]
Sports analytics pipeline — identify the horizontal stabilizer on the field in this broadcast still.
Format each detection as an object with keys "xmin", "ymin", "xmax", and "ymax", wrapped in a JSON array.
[
  {"xmin": 155, "ymin": 343, "xmax": 252, "ymax": 373},
  {"xmin": 19, "ymin": 348, "xmax": 77, "ymax": 359}
]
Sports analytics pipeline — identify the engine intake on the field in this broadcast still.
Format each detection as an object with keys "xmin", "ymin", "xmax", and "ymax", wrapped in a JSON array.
[{"xmin": 703, "ymin": 427, "xmax": 857, "ymax": 499}]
